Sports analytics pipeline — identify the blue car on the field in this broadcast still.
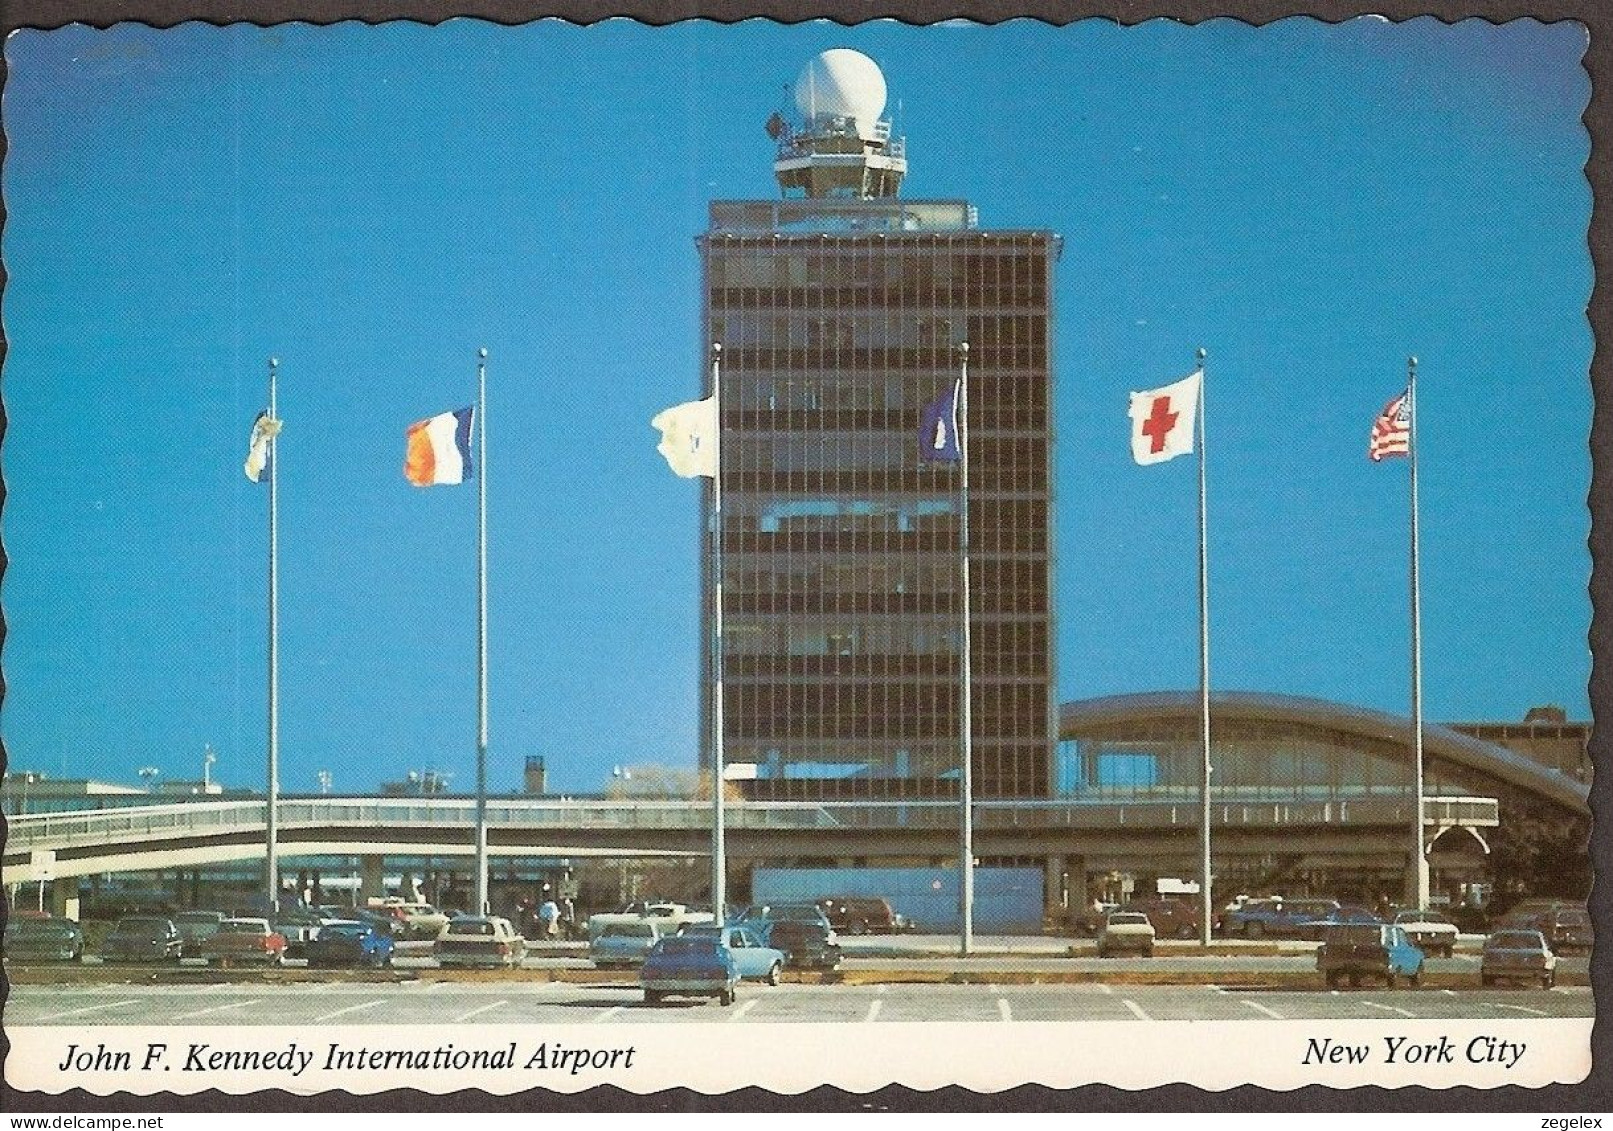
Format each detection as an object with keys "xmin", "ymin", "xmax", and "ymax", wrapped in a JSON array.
[
  {"xmin": 1317, "ymin": 923, "xmax": 1425, "ymax": 988},
  {"xmin": 678, "ymin": 925, "xmax": 787, "ymax": 984},
  {"xmin": 640, "ymin": 936, "xmax": 740, "ymax": 1005},
  {"xmin": 305, "ymin": 920, "xmax": 395, "ymax": 968}
]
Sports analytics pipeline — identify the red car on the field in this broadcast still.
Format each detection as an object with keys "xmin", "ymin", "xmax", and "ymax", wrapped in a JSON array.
[{"xmin": 200, "ymin": 917, "xmax": 287, "ymax": 966}]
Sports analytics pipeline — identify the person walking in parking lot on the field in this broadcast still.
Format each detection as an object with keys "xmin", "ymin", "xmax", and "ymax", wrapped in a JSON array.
[{"xmin": 539, "ymin": 896, "xmax": 560, "ymax": 939}]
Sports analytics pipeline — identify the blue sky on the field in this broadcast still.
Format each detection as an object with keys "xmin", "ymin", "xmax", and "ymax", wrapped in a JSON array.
[{"xmin": 1, "ymin": 18, "xmax": 1591, "ymax": 794}]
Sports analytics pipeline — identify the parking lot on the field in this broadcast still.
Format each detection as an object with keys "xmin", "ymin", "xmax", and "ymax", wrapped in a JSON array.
[{"xmin": 6, "ymin": 978, "xmax": 1591, "ymax": 1027}]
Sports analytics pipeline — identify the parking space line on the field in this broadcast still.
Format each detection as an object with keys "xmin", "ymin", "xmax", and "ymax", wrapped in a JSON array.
[
  {"xmin": 1121, "ymin": 999, "xmax": 1151, "ymax": 1021},
  {"xmin": 1493, "ymin": 1003, "xmax": 1547, "ymax": 1017},
  {"xmin": 173, "ymin": 998, "xmax": 264, "ymax": 1021},
  {"xmin": 451, "ymin": 1000, "xmax": 508, "ymax": 1023},
  {"xmin": 592, "ymin": 1006, "xmax": 625, "ymax": 1024},
  {"xmin": 1205, "ymin": 985, "xmax": 1228, "ymax": 995},
  {"xmin": 1439, "ymin": 989, "xmax": 1457, "ymax": 996},
  {"xmin": 728, "ymin": 999, "xmax": 760, "ymax": 1022},
  {"xmin": 997, "ymin": 998, "xmax": 1013, "ymax": 1023},
  {"xmin": 1240, "ymin": 999, "xmax": 1285, "ymax": 1020},
  {"xmin": 1363, "ymin": 1000, "xmax": 1417, "ymax": 1018},
  {"xmin": 1094, "ymin": 984, "xmax": 1113, "ymax": 995},
  {"xmin": 32, "ymin": 999, "xmax": 140, "ymax": 1022},
  {"xmin": 313, "ymin": 1000, "xmax": 384, "ymax": 1023},
  {"xmin": 864, "ymin": 1000, "xmax": 882, "ymax": 1023}
]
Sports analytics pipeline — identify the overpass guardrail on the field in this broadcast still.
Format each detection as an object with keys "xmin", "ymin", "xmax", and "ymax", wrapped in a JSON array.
[{"xmin": 5, "ymin": 794, "xmax": 1498, "ymax": 855}]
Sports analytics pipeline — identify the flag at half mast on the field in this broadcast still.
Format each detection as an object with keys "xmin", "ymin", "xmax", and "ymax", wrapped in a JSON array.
[
  {"xmin": 243, "ymin": 410, "xmax": 282, "ymax": 483},
  {"xmin": 1369, "ymin": 389, "xmax": 1411, "ymax": 461},
  {"xmin": 652, "ymin": 397, "xmax": 718, "ymax": 478},
  {"xmin": 1128, "ymin": 370, "xmax": 1201, "ymax": 465}
]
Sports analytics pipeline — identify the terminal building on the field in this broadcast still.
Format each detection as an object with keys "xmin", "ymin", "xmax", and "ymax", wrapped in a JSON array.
[{"xmin": 699, "ymin": 49, "xmax": 1061, "ymax": 801}]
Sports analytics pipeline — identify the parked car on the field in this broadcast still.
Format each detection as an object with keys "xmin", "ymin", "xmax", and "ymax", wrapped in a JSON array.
[
  {"xmin": 815, "ymin": 896, "xmax": 910, "ymax": 935},
  {"xmin": 1481, "ymin": 929, "xmax": 1558, "ymax": 989},
  {"xmin": 271, "ymin": 908, "xmax": 328, "ymax": 959},
  {"xmin": 1316, "ymin": 923, "xmax": 1424, "ymax": 989},
  {"xmin": 1098, "ymin": 911, "xmax": 1156, "ymax": 957},
  {"xmin": 764, "ymin": 919, "xmax": 843, "ymax": 971},
  {"xmin": 640, "ymin": 935, "xmax": 739, "ymax": 1005},
  {"xmin": 1392, "ymin": 909, "xmax": 1459, "ymax": 957},
  {"xmin": 201, "ymin": 918, "xmax": 287, "ymax": 966},
  {"xmin": 3, "ymin": 917, "xmax": 85, "ymax": 962},
  {"xmin": 173, "ymin": 910, "xmax": 228, "ymax": 958},
  {"xmin": 586, "ymin": 901, "xmax": 714, "ymax": 941},
  {"xmin": 100, "ymin": 916, "xmax": 183, "ymax": 963},
  {"xmin": 434, "ymin": 916, "xmax": 526, "ymax": 968},
  {"xmin": 678, "ymin": 924, "xmax": 787, "ymax": 983},
  {"xmin": 1532, "ymin": 908, "xmax": 1592, "ymax": 956},
  {"xmin": 366, "ymin": 899, "xmax": 451, "ymax": 941},
  {"xmin": 590, "ymin": 921, "xmax": 665, "ymax": 968},
  {"xmin": 1298, "ymin": 905, "xmax": 1383, "ymax": 941},
  {"xmin": 305, "ymin": 920, "xmax": 395, "ymax": 968},
  {"xmin": 1225, "ymin": 897, "xmax": 1340, "ymax": 939},
  {"xmin": 1119, "ymin": 898, "xmax": 1200, "ymax": 940},
  {"xmin": 734, "ymin": 903, "xmax": 834, "ymax": 940}
]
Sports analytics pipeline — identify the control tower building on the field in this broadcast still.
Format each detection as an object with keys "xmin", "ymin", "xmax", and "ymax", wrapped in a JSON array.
[{"xmin": 699, "ymin": 50, "xmax": 1061, "ymax": 803}]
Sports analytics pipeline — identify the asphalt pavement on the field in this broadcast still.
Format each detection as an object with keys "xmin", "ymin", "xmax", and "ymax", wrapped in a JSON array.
[{"xmin": 7, "ymin": 980, "xmax": 1591, "ymax": 1027}]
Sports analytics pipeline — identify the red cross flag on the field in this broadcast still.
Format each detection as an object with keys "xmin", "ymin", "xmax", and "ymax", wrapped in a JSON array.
[{"xmin": 1128, "ymin": 370, "xmax": 1202, "ymax": 465}]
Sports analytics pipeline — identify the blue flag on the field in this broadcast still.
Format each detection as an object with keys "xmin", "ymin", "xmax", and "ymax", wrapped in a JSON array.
[{"xmin": 919, "ymin": 379, "xmax": 962, "ymax": 462}]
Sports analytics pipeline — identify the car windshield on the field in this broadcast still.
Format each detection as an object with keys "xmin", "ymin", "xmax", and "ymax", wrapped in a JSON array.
[
  {"xmin": 772, "ymin": 905, "xmax": 823, "ymax": 921},
  {"xmin": 323, "ymin": 924, "xmax": 366, "ymax": 937},
  {"xmin": 1330, "ymin": 925, "xmax": 1383, "ymax": 946},
  {"xmin": 7, "ymin": 920, "xmax": 75, "ymax": 937},
  {"xmin": 1109, "ymin": 913, "xmax": 1150, "ymax": 925},
  {"xmin": 116, "ymin": 918, "xmax": 170, "ymax": 934},
  {"xmin": 1400, "ymin": 911, "xmax": 1452, "ymax": 925},
  {"xmin": 653, "ymin": 938, "xmax": 717, "ymax": 957},
  {"xmin": 453, "ymin": 921, "xmax": 496, "ymax": 936},
  {"xmin": 603, "ymin": 924, "xmax": 655, "ymax": 938},
  {"xmin": 1489, "ymin": 931, "xmax": 1544, "ymax": 949},
  {"xmin": 220, "ymin": 920, "xmax": 265, "ymax": 933}
]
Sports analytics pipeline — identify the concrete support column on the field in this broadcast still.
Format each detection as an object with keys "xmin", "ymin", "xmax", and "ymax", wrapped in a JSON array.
[
  {"xmin": 1065, "ymin": 857, "xmax": 1088, "ymax": 924},
  {"xmin": 49, "ymin": 880, "xmax": 72, "ymax": 919},
  {"xmin": 1043, "ymin": 854, "xmax": 1066, "ymax": 921},
  {"xmin": 358, "ymin": 856, "xmax": 385, "ymax": 905}
]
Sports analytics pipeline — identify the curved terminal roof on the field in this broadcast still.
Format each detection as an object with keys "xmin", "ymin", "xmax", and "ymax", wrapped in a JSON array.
[{"xmin": 1059, "ymin": 690, "xmax": 1589, "ymax": 815}]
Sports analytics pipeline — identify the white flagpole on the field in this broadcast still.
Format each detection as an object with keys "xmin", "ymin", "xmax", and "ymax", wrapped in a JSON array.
[
  {"xmin": 1408, "ymin": 355, "xmax": 1428, "ymax": 910},
  {"xmin": 1195, "ymin": 348, "xmax": 1212, "ymax": 945},
  {"xmin": 958, "ymin": 341, "xmax": 974, "ymax": 957},
  {"xmin": 475, "ymin": 347, "xmax": 490, "ymax": 915},
  {"xmin": 711, "ymin": 342, "xmax": 727, "ymax": 922},
  {"xmin": 265, "ymin": 356, "xmax": 280, "ymax": 911}
]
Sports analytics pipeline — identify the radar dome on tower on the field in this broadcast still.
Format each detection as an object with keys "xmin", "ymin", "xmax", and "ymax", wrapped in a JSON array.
[
  {"xmin": 794, "ymin": 49, "xmax": 888, "ymax": 141},
  {"xmin": 771, "ymin": 49, "xmax": 907, "ymax": 200}
]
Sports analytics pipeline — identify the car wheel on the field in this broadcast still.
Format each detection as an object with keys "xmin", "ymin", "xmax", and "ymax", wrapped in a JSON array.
[
  {"xmin": 1481, "ymin": 974, "xmax": 1494, "ymax": 987},
  {"xmin": 1348, "ymin": 972, "xmax": 1361, "ymax": 988},
  {"xmin": 1246, "ymin": 922, "xmax": 1264, "ymax": 939},
  {"xmin": 1144, "ymin": 947, "xmax": 1154, "ymax": 959},
  {"xmin": 767, "ymin": 962, "xmax": 782, "ymax": 986},
  {"xmin": 850, "ymin": 920, "xmax": 868, "ymax": 936},
  {"xmin": 644, "ymin": 990, "xmax": 662, "ymax": 1004},
  {"xmin": 1324, "ymin": 971, "xmax": 1340, "ymax": 989},
  {"xmin": 1178, "ymin": 925, "xmax": 1196, "ymax": 940}
]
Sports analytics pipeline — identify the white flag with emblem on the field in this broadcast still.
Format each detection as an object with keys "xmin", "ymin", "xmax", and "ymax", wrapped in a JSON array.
[
  {"xmin": 1128, "ymin": 371, "xmax": 1202, "ymax": 466},
  {"xmin": 651, "ymin": 397, "xmax": 718, "ymax": 478}
]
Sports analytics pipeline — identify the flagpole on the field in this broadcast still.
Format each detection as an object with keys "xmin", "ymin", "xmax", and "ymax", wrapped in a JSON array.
[
  {"xmin": 1195, "ymin": 348, "xmax": 1212, "ymax": 946},
  {"xmin": 710, "ymin": 342, "xmax": 727, "ymax": 923},
  {"xmin": 475, "ymin": 347, "xmax": 490, "ymax": 915},
  {"xmin": 1408, "ymin": 355, "xmax": 1428, "ymax": 910},
  {"xmin": 958, "ymin": 341, "xmax": 974, "ymax": 957},
  {"xmin": 265, "ymin": 356, "xmax": 280, "ymax": 912}
]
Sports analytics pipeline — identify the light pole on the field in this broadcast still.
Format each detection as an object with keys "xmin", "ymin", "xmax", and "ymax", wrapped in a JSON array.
[
  {"xmin": 203, "ymin": 745, "xmax": 216, "ymax": 791},
  {"xmin": 317, "ymin": 770, "xmax": 333, "ymax": 795}
]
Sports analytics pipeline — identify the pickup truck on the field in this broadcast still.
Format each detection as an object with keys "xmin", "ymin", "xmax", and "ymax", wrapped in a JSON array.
[{"xmin": 586, "ymin": 901, "xmax": 715, "ymax": 940}]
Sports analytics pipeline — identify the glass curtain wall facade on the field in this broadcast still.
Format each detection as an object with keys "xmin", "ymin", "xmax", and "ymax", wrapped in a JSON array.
[{"xmin": 699, "ymin": 206, "xmax": 1060, "ymax": 801}]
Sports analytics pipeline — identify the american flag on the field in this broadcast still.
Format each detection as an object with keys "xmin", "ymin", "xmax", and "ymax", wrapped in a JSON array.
[{"xmin": 1369, "ymin": 389, "xmax": 1411, "ymax": 462}]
